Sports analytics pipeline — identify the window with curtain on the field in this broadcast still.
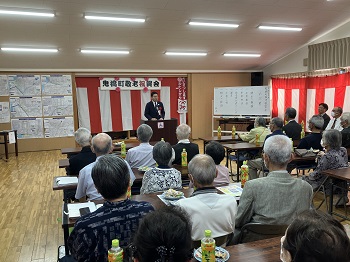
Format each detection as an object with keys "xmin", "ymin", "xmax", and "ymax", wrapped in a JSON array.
[{"xmin": 308, "ymin": 37, "xmax": 350, "ymax": 71}]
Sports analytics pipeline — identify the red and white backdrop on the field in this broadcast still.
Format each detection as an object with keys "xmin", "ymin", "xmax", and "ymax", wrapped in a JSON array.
[
  {"xmin": 75, "ymin": 77, "xmax": 187, "ymax": 133},
  {"xmin": 272, "ymin": 72, "xmax": 350, "ymax": 124}
]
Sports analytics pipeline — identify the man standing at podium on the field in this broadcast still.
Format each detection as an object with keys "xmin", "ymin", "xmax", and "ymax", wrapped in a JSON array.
[{"xmin": 144, "ymin": 91, "xmax": 165, "ymax": 120}]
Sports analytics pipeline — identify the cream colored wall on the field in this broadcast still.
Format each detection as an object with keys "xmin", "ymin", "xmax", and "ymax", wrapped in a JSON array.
[{"xmin": 189, "ymin": 73, "xmax": 251, "ymax": 139}]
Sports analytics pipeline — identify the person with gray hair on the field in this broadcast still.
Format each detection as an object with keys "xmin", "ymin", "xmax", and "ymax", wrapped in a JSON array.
[
  {"xmin": 174, "ymin": 154, "xmax": 237, "ymax": 242},
  {"xmin": 75, "ymin": 133, "xmax": 136, "ymax": 201},
  {"xmin": 140, "ymin": 141, "xmax": 182, "ymax": 194},
  {"xmin": 235, "ymin": 135, "xmax": 313, "ymax": 242},
  {"xmin": 126, "ymin": 124, "xmax": 156, "ymax": 168},
  {"xmin": 340, "ymin": 112, "xmax": 350, "ymax": 148},
  {"xmin": 67, "ymin": 128, "xmax": 96, "ymax": 176},
  {"xmin": 305, "ymin": 129, "xmax": 348, "ymax": 191},
  {"xmin": 239, "ymin": 117, "xmax": 270, "ymax": 144},
  {"xmin": 172, "ymin": 124, "xmax": 199, "ymax": 165},
  {"xmin": 296, "ymin": 115, "xmax": 324, "ymax": 151},
  {"xmin": 326, "ymin": 106, "xmax": 343, "ymax": 131},
  {"xmin": 282, "ymin": 107, "xmax": 302, "ymax": 141},
  {"xmin": 247, "ymin": 117, "xmax": 286, "ymax": 179}
]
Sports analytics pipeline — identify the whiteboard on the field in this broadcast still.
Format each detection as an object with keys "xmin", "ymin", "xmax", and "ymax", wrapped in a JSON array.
[{"xmin": 214, "ymin": 86, "xmax": 270, "ymax": 116}]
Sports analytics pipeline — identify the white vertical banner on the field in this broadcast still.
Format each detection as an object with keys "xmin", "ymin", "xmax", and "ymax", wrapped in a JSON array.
[
  {"xmin": 98, "ymin": 89, "xmax": 112, "ymax": 132},
  {"xmin": 76, "ymin": 87, "xmax": 91, "ymax": 130},
  {"xmin": 343, "ymin": 86, "xmax": 350, "ymax": 113},
  {"xmin": 141, "ymin": 91, "xmax": 150, "ymax": 120},
  {"xmin": 277, "ymin": 89, "xmax": 285, "ymax": 119},
  {"xmin": 120, "ymin": 90, "xmax": 133, "ymax": 130},
  {"xmin": 179, "ymin": 113, "xmax": 186, "ymax": 124},
  {"xmin": 291, "ymin": 89, "xmax": 300, "ymax": 122},
  {"xmin": 324, "ymin": 88, "xmax": 335, "ymax": 110},
  {"xmin": 306, "ymin": 89, "xmax": 316, "ymax": 126},
  {"xmin": 160, "ymin": 86, "xmax": 171, "ymax": 120}
]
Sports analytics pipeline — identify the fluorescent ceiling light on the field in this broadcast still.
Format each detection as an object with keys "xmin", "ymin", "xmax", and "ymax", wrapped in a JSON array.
[
  {"xmin": 1, "ymin": 47, "xmax": 58, "ymax": 52},
  {"xmin": 80, "ymin": 49, "xmax": 130, "ymax": 54},
  {"xmin": 84, "ymin": 13, "xmax": 145, "ymax": 22},
  {"xmin": 258, "ymin": 25, "xmax": 302, "ymax": 31},
  {"xmin": 223, "ymin": 53, "xmax": 261, "ymax": 57},
  {"xmin": 165, "ymin": 52, "xmax": 207, "ymax": 56},
  {"xmin": 0, "ymin": 8, "xmax": 54, "ymax": 17},
  {"xmin": 189, "ymin": 20, "xmax": 239, "ymax": 28}
]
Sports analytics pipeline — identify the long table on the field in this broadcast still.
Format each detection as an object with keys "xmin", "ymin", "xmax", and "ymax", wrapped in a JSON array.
[
  {"xmin": 61, "ymin": 142, "xmax": 139, "ymax": 156},
  {"xmin": 199, "ymin": 135, "xmax": 242, "ymax": 148},
  {"xmin": 321, "ymin": 167, "xmax": 350, "ymax": 220}
]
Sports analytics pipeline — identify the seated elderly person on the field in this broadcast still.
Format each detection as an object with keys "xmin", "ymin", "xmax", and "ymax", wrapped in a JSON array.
[
  {"xmin": 281, "ymin": 209, "xmax": 350, "ymax": 262},
  {"xmin": 304, "ymin": 129, "xmax": 348, "ymax": 191},
  {"xmin": 282, "ymin": 107, "xmax": 302, "ymax": 141},
  {"xmin": 235, "ymin": 135, "xmax": 313, "ymax": 242},
  {"xmin": 75, "ymin": 133, "xmax": 135, "ymax": 201},
  {"xmin": 68, "ymin": 155, "xmax": 154, "ymax": 261},
  {"xmin": 140, "ymin": 141, "xmax": 182, "ymax": 194},
  {"xmin": 130, "ymin": 207, "xmax": 193, "ymax": 262},
  {"xmin": 340, "ymin": 112, "xmax": 350, "ymax": 148},
  {"xmin": 239, "ymin": 117, "xmax": 270, "ymax": 144},
  {"xmin": 175, "ymin": 154, "xmax": 237, "ymax": 243},
  {"xmin": 172, "ymin": 124, "xmax": 199, "ymax": 165},
  {"xmin": 247, "ymin": 117, "xmax": 286, "ymax": 179},
  {"xmin": 67, "ymin": 127, "xmax": 96, "ymax": 176},
  {"xmin": 297, "ymin": 115, "xmax": 324, "ymax": 151},
  {"xmin": 126, "ymin": 124, "xmax": 156, "ymax": 168},
  {"xmin": 205, "ymin": 141, "xmax": 230, "ymax": 186}
]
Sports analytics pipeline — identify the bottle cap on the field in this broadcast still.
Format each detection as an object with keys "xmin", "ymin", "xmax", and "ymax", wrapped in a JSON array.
[
  {"xmin": 112, "ymin": 239, "xmax": 119, "ymax": 247},
  {"xmin": 204, "ymin": 230, "xmax": 212, "ymax": 237},
  {"xmin": 182, "ymin": 148, "xmax": 186, "ymax": 152}
]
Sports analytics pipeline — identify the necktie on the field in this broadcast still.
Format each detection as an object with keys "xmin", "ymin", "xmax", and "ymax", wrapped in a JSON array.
[{"xmin": 331, "ymin": 119, "xmax": 336, "ymax": 129}]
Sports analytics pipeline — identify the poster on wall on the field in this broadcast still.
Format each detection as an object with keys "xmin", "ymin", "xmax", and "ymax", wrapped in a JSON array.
[
  {"xmin": 0, "ymin": 75, "xmax": 9, "ymax": 96},
  {"xmin": 44, "ymin": 117, "xmax": 74, "ymax": 137},
  {"xmin": 42, "ymin": 96, "xmax": 73, "ymax": 116},
  {"xmin": 41, "ymin": 75, "xmax": 72, "ymax": 95},
  {"xmin": 0, "ymin": 102, "xmax": 10, "ymax": 123},
  {"xmin": 8, "ymin": 75, "xmax": 41, "ymax": 96},
  {"xmin": 11, "ymin": 118, "xmax": 44, "ymax": 139},
  {"xmin": 10, "ymin": 97, "xmax": 43, "ymax": 118}
]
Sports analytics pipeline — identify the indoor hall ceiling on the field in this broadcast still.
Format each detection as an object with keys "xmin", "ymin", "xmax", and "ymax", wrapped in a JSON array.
[{"xmin": 0, "ymin": 0, "xmax": 350, "ymax": 71}]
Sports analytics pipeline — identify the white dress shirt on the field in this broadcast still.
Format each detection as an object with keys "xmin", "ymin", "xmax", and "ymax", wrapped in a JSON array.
[{"xmin": 325, "ymin": 118, "xmax": 343, "ymax": 131}]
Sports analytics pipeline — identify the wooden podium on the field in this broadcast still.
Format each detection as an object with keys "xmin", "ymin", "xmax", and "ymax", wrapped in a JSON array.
[{"xmin": 140, "ymin": 118, "xmax": 178, "ymax": 145}]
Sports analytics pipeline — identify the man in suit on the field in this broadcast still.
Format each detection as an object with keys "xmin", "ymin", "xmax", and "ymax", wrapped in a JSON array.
[
  {"xmin": 318, "ymin": 103, "xmax": 331, "ymax": 130},
  {"xmin": 235, "ymin": 135, "xmax": 313, "ymax": 242},
  {"xmin": 144, "ymin": 91, "xmax": 165, "ymax": 120},
  {"xmin": 340, "ymin": 112, "xmax": 350, "ymax": 148},
  {"xmin": 67, "ymin": 128, "xmax": 96, "ymax": 176},
  {"xmin": 325, "ymin": 106, "xmax": 343, "ymax": 131},
  {"xmin": 282, "ymin": 107, "xmax": 302, "ymax": 140}
]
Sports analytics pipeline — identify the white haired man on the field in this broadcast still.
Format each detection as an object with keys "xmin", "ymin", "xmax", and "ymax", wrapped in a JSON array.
[
  {"xmin": 175, "ymin": 154, "xmax": 237, "ymax": 242},
  {"xmin": 235, "ymin": 135, "xmax": 313, "ymax": 242},
  {"xmin": 172, "ymin": 124, "xmax": 199, "ymax": 165},
  {"xmin": 126, "ymin": 124, "xmax": 156, "ymax": 168},
  {"xmin": 340, "ymin": 112, "xmax": 350, "ymax": 148}
]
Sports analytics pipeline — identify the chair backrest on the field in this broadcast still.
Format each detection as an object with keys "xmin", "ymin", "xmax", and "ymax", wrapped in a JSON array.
[{"xmin": 239, "ymin": 223, "xmax": 288, "ymax": 243}]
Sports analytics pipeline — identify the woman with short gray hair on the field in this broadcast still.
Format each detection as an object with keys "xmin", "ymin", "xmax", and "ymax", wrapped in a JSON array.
[
  {"xmin": 140, "ymin": 141, "xmax": 182, "ymax": 194},
  {"xmin": 305, "ymin": 129, "xmax": 348, "ymax": 190}
]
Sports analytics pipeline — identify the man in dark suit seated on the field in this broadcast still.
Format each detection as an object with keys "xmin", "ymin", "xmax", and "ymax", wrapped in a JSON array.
[
  {"xmin": 144, "ymin": 91, "xmax": 165, "ymax": 120},
  {"xmin": 318, "ymin": 102, "xmax": 331, "ymax": 130},
  {"xmin": 172, "ymin": 124, "xmax": 199, "ymax": 165},
  {"xmin": 67, "ymin": 128, "xmax": 96, "ymax": 176},
  {"xmin": 282, "ymin": 107, "xmax": 302, "ymax": 140},
  {"xmin": 340, "ymin": 112, "xmax": 350, "ymax": 148},
  {"xmin": 297, "ymin": 115, "xmax": 324, "ymax": 151}
]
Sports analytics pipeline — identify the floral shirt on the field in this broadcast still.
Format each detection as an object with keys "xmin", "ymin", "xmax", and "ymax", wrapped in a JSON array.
[{"xmin": 140, "ymin": 167, "xmax": 182, "ymax": 194}]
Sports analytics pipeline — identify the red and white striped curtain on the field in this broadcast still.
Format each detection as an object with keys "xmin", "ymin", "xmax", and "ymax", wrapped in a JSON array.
[
  {"xmin": 75, "ymin": 77, "xmax": 187, "ymax": 133},
  {"xmin": 272, "ymin": 72, "xmax": 350, "ymax": 124}
]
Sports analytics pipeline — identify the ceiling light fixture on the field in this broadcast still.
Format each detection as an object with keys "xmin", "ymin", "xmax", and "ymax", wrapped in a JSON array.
[
  {"xmin": 0, "ymin": 7, "xmax": 54, "ymax": 17},
  {"xmin": 84, "ymin": 12, "xmax": 145, "ymax": 23},
  {"xmin": 1, "ymin": 47, "xmax": 58, "ymax": 52},
  {"xmin": 223, "ymin": 53, "xmax": 261, "ymax": 57},
  {"xmin": 165, "ymin": 52, "xmax": 207, "ymax": 56},
  {"xmin": 189, "ymin": 19, "xmax": 239, "ymax": 28},
  {"xmin": 258, "ymin": 25, "xmax": 302, "ymax": 31},
  {"xmin": 80, "ymin": 49, "xmax": 130, "ymax": 54}
]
